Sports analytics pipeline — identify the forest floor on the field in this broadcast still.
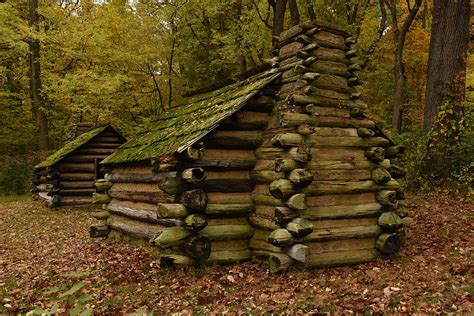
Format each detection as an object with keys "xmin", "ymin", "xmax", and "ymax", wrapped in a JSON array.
[{"xmin": 0, "ymin": 194, "xmax": 472, "ymax": 314}]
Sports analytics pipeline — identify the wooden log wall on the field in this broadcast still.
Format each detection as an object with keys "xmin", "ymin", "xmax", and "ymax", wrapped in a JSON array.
[
  {"xmin": 249, "ymin": 23, "xmax": 408, "ymax": 272},
  {"xmin": 90, "ymin": 23, "xmax": 408, "ymax": 272},
  {"xmin": 33, "ymin": 127, "xmax": 125, "ymax": 208},
  {"xmin": 91, "ymin": 86, "xmax": 280, "ymax": 266}
]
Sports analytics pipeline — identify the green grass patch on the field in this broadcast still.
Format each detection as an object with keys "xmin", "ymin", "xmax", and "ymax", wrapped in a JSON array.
[{"xmin": 0, "ymin": 194, "xmax": 30, "ymax": 203}]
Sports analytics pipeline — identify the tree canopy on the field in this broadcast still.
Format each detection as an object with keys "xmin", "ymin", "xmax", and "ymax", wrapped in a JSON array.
[{"xmin": 0, "ymin": 0, "xmax": 472, "ymax": 193}]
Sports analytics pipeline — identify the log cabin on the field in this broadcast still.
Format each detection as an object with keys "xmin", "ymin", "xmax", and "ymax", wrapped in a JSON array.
[
  {"xmin": 91, "ymin": 22, "xmax": 409, "ymax": 272},
  {"xmin": 33, "ymin": 124, "xmax": 126, "ymax": 208}
]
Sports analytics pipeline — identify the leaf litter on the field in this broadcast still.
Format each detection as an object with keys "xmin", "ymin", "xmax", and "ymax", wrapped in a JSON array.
[{"xmin": 0, "ymin": 194, "xmax": 472, "ymax": 313}]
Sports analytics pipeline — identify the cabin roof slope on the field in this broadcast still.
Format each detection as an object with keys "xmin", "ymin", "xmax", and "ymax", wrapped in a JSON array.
[
  {"xmin": 102, "ymin": 69, "xmax": 280, "ymax": 165},
  {"xmin": 35, "ymin": 125, "xmax": 119, "ymax": 169}
]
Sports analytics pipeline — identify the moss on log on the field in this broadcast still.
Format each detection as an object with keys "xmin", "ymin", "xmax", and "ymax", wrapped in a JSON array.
[
  {"xmin": 288, "ymin": 169, "xmax": 314, "ymax": 186},
  {"xmin": 250, "ymin": 238, "xmax": 284, "ymax": 253},
  {"xmin": 205, "ymin": 203, "xmax": 254, "ymax": 218},
  {"xmin": 306, "ymin": 136, "xmax": 389, "ymax": 148},
  {"xmin": 372, "ymin": 168, "xmax": 392, "ymax": 185},
  {"xmin": 95, "ymin": 179, "xmax": 113, "ymax": 191},
  {"xmin": 302, "ymin": 203, "xmax": 382, "ymax": 220},
  {"xmin": 287, "ymin": 193, "xmax": 306, "ymax": 211},
  {"xmin": 300, "ymin": 225, "xmax": 380, "ymax": 242},
  {"xmin": 220, "ymin": 111, "xmax": 271, "ymax": 130},
  {"xmin": 207, "ymin": 192, "xmax": 252, "ymax": 204},
  {"xmin": 275, "ymin": 158, "xmax": 299, "ymax": 172},
  {"xmin": 376, "ymin": 190, "xmax": 398, "ymax": 208},
  {"xmin": 208, "ymin": 249, "xmax": 252, "ymax": 264},
  {"xmin": 183, "ymin": 214, "xmax": 208, "ymax": 232},
  {"xmin": 308, "ymin": 159, "xmax": 389, "ymax": 170},
  {"xmin": 271, "ymin": 133, "xmax": 304, "ymax": 148},
  {"xmin": 388, "ymin": 165, "xmax": 406, "ymax": 179},
  {"xmin": 269, "ymin": 179, "xmax": 295, "ymax": 199},
  {"xmin": 90, "ymin": 225, "xmax": 110, "ymax": 238},
  {"xmin": 151, "ymin": 227, "xmax": 191, "ymax": 248},
  {"xmin": 249, "ymin": 214, "xmax": 279, "ymax": 230},
  {"xmin": 200, "ymin": 225, "xmax": 253, "ymax": 241},
  {"xmin": 107, "ymin": 201, "xmax": 182, "ymax": 226},
  {"xmin": 357, "ymin": 128, "xmax": 375, "ymax": 138},
  {"xmin": 306, "ymin": 180, "xmax": 400, "ymax": 195},
  {"xmin": 92, "ymin": 210, "xmax": 110, "ymax": 220},
  {"xmin": 291, "ymin": 94, "xmax": 366, "ymax": 109},
  {"xmin": 206, "ymin": 131, "xmax": 263, "ymax": 149},
  {"xmin": 268, "ymin": 228, "xmax": 294, "ymax": 247},
  {"xmin": 157, "ymin": 203, "xmax": 188, "ymax": 219},
  {"xmin": 108, "ymin": 188, "xmax": 174, "ymax": 204},
  {"xmin": 250, "ymin": 170, "xmax": 285, "ymax": 184},
  {"xmin": 309, "ymin": 169, "xmax": 372, "ymax": 181},
  {"xmin": 385, "ymin": 145, "xmax": 404, "ymax": 158},
  {"xmin": 160, "ymin": 254, "xmax": 195, "ymax": 267},
  {"xmin": 378, "ymin": 212, "xmax": 403, "ymax": 231},
  {"xmin": 365, "ymin": 147, "xmax": 385, "ymax": 163},
  {"xmin": 92, "ymin": 193, "xmax": 111, "ymax": 205},
  {"xmin": 287, "ymin": 218, "xmax": 314, "ymax": 237},
  {"xmin": 302, "ymin": 249, "xmax": 379, "ymax": 267},
  {"xmin": 376, "ymin": 233, "xmax": 401, "ymax": 254},
  {"xmin": 280, "ymin": 112, "xmax": 375, "ymax": 129},
  {"xmin": 310, "ymin": 60, "xmax": 350, "ymax": 77},
  {"xmin": 254, "ymin": 146, "xmax": 310, "ymax": 162}
]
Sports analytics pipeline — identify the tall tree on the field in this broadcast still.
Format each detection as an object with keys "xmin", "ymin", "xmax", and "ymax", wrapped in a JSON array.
[
  {"xmin": 288, "ymin": 0, "xmax": 300, "ymax": 26},
  {"xmin": 28, "ymin": 0, "xmax": 49, "ymax": 149},
  {"xmin": 423, "ymin": 0, "xmax": 470, "ymax": 130},
  {"xmin": 422, "ymin": 0, "xmax": 470, "ymax": 180},
  {"xmin": 385, "ymin": 0, "xmax": 422, "ymax": 133},
  {"xmin": 269, "ymin": 0, "xmax": 288, "ymax": 44},
  {"xmin": 304, "ymin": 0, "xmax": 316, "ymax": 21}
]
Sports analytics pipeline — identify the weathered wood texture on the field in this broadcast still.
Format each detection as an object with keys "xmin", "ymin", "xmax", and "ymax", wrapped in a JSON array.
[
  {"xmin": 94, "ymin": 24, "xmax": 404, "ymax": 269},
  {"xmin": 35, "ymin": 126, "xmax": 125, "ymax": 207}
]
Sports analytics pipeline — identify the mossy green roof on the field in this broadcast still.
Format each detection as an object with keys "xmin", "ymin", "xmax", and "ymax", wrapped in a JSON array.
[
  {"xmin": 35, "ymin": 126, "xmax": 109, "ymax": 169},
  {"xmin": 102, "ymin": 70, "xmax": 280, "ymax": 165}
]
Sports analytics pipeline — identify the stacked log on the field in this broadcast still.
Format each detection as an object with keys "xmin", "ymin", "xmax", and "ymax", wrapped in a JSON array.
[
  {"xmin": 32, "ymin": 169, "xmax": 61, "ymax": 208},
  {"xmin": 249, "ymin": 23, "xmax": 407, "ymax": 271},
  {"xmin": 34, "ymin": 126, "xmax": 125, "ymax": 207},
  {"xmin": 91, "ymin": 23, "xmax": 408, "ymax": 272},
  {"xmin": 95, "ymin": 85, "xmax": 281, "ymax": 266}
]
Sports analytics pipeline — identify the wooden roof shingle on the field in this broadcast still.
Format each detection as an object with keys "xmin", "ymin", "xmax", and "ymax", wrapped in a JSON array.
[{"xmin": 102, "ymin": 69, "xmax": 280, "ymax": 165}]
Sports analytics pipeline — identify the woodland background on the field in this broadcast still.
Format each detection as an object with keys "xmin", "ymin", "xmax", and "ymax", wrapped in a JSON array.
[{"xmin": 0, "ymin": 0, "xmax": 473, "ymax": 195}]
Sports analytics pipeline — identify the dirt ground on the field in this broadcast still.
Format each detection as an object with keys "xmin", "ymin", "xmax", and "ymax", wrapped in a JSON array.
[{"xmin": 0, "ymin": 193, "xmax": 472, "ymax": 314}]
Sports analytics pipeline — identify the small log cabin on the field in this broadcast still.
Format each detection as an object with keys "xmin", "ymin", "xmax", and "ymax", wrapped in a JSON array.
[
  {"xmin": 33, "ymin": 125, "xmax": 126, "ymax": 208},
  {"xmin": 91, "ymin": 22, "xmax": 408, "ymax": 272}
]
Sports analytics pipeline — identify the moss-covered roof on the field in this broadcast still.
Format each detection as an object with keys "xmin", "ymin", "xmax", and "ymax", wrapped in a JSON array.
[
  {"xmin": 35, "ymin": 126, "xmax": 109, "ymax": 169},
  {"xmin": 102, "ymin": 69, "xmax": 280, "ymax": 165}
]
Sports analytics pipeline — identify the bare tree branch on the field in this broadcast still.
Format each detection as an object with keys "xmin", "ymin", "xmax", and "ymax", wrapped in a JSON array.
[{"xmin": 251, "ymin": 0, "xmax": 272, "ymax": 29}]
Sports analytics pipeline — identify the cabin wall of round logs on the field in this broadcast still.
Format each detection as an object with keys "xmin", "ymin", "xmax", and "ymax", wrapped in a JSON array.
[
  {"xmin": 32, "ymin": 125, "xmax": 126, "ymax": 208},
  {"xmin": 91, "ymin": 22, "xmax": 409, "ymax": 272}
]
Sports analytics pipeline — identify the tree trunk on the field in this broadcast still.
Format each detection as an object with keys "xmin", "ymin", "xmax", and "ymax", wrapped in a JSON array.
[
  {"xmin": 304, "ymin": 0, "xmax": 316, "ymax": 21},
  {"xmin": 272, "ymin": 0, "xmax": 288, "ymax": 45},
  {"xmin": 288, "ymin": 0, "xmax": 300, "ymax": 26},
  {"xmin": 422, "ymin": 0, "xmax": 470, "ymax": 181},
  {"xmin": 392, "ymin": 56, "xmax": 407, "ymax": 133},
  {"xmin": 388, "ymin": 0, "xmax": 422, "ymax": 133},
  {"xmin": 424, "ymin": 0, "xmax": 470, "ymax": 130},
  {"xmin": 28, "ymin": 0, "xmax": 48, "ymax": 150}
]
